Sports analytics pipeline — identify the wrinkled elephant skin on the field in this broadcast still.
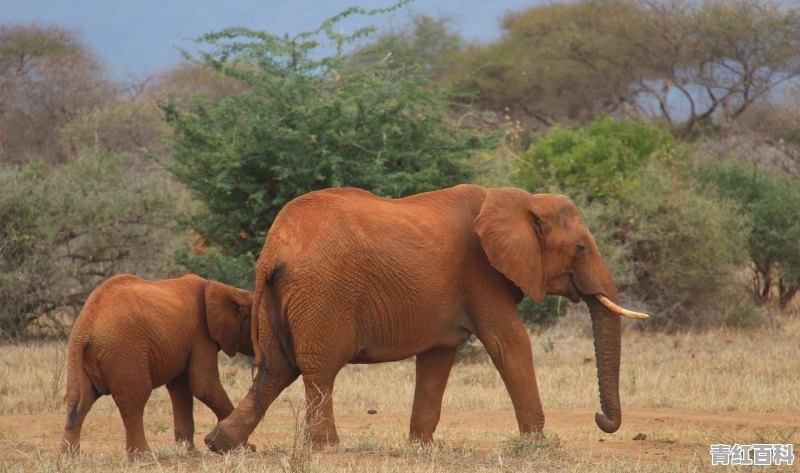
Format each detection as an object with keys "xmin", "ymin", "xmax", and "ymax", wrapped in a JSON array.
[
  {"xmin": 62, "ymin": 274, "xmax": 253, "ymax": 457},
  {"xmin": 206, "ymin": 185, "xmax": 643, "ymax": 451}
]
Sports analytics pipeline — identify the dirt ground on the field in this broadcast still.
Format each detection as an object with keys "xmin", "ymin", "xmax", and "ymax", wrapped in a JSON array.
[
  {"xmin": 3, "ymin": 314, "xmax": 798, "ymax": 471},
  {"xmin": 2, "ymin": 406, "xmax": 798, "ymax": 471}
]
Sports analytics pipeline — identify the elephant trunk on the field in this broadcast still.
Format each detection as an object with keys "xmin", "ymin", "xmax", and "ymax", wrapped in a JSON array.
[{"xmin": 586, "ymin": 296, "xmax": 622, "ymax": 433}]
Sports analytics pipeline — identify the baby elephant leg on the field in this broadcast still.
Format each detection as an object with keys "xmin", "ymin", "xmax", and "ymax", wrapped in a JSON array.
[
  {"xmin": 112, "ymin": 385, "xmax": 153, "ymax": 459},
  {"xmin": 166, "ymin": 374, "xmax": 195, "ymax": 449}
]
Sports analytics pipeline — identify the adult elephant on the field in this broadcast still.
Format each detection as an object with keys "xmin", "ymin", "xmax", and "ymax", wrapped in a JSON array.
[
  {"xmin": 205, "ymin": 185, "xmax": 648, "ymax": 451},
  {"xmin": 62, "ymin": 274, "xmax": 254, "ymax": 457}
]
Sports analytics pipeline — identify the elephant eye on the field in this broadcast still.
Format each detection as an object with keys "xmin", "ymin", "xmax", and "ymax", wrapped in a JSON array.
[{"xmin": 576, "ymin": 243, "xmax": 587, "ymax": 253}]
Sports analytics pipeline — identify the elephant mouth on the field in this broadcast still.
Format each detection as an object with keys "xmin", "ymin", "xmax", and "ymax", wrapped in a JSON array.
[{"xmin": 569, "ymin": 275, "xmax": 650, "ymax": 319}]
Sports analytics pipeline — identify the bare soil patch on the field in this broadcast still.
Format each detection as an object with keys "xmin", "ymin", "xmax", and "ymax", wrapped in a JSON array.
[{"xmin": 2, "ymin": 407, "xmax": 797, "ymax": 471}]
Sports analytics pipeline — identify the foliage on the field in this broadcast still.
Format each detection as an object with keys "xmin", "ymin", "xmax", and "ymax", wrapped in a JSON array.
[
  {"xmin": 59, "ymin": 97, "xmax": 168, "ymax": 159},
  {"xmin": 163, "ymin": 5, "xmax": 497, "ymax": 287},
  {"xmin": 517, "ymin": 296, "xmax": 565, "ymax": 329},
  {"xmin": 458, "ymin": 0, "xmax": 646, "ymax": 127},
  {"xmin": 61, "ymin": 61, "xmax": 252, "ymax": 162},
  {"xmin": 0, "ymin": 24, "xmax": 113, "ymax": 164},
  {"xmin": 348, "ymin": 13, "xmax": 465, "ymax": 81},
  {"xmin": 515, "ymin": 117, "xmax": 674, "ymax": 201},
  {"xmin": 459, "ymin": 0, "xmax": 800, "ymax": 135},
  {"xmin": 0, "ymin": 151, "xmax": 180, "ymax": 339},
  {"xmin": 698, "ymin": 159, "xmax": 800, "ymax": 308},
  {"xmin": 174, "ymin": 247, "xmax": 256, "ymax": 292},
  {"xmin": 585, "ymin": 159, "xmax": 749, "ymax": 326}
]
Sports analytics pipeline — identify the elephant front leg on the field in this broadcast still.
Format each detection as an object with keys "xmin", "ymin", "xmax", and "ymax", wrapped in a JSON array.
[
  {"xmin": 205, "ymin": 342, "xmax": 299, "ymax": 453},
  {"xmin": 409, "ymin": 346, "xmax": 457, "ymax": 444},
  {"xmin": 187, "ymin": 348, "xmax": 236, "ymax": 422},
  {"xmin": 473, "ymin": 304, "xmax": 545, "ymax": 435},
  {"xmin": 166, "ymin": 374, "xmax": 195, "ymax": 450}
]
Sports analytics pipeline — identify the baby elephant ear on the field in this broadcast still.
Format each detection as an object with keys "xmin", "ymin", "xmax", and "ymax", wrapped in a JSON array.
[
  {"xmin": 205, "ymin": 281, "xmax": 249, "ymax": 357},
  {"xmin": 474, "ymin": 187, "xmax": 546, "ymax": 303}
]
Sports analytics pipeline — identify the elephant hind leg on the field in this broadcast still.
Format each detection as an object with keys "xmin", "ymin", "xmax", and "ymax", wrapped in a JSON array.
[
  {"xmin": 112, "ymin": 385, "xmax": 153, "ymax": 458},
  {"xmin": 302, "ymin": 369, "xmax": 340, "ymax": 448},
  {"xmin": 409, "ymin": 346, "xmax": 458, "ymax": 444},
  {"xmin": 166, "ymin": 374, "xmax": 195, "ymax": 450},
  {"xmin": 62, "ymin": 370, "xmax": 99, "ymax": 455}
]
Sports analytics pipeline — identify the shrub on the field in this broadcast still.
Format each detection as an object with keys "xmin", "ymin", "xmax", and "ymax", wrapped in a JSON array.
[
  {"xmin": 515, "ymin": 117, "xmax": 674, "ymax": 201},
  {"xmin": 0, "ymin": 151, "xmax": 180, "ymax": 338},
  {"xmin": 517, "ymin": 296, "xmax": 565, "ymax": 329},
  {"xmin": 698, "ymin": 159, "xmax": 800, "ymax": 309},
  {"xmin": 584, "ymin": 158, "xmax": 749, "ymax": 327},
  {"xmin": 163, "ymin": 7, "xmax": 497, "ymax": 287}
]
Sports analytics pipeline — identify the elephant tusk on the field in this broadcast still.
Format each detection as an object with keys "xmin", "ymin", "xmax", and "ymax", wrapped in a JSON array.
[{"xmin": 596, "ymin": 295, "xmax": 650, "ymax": 319}]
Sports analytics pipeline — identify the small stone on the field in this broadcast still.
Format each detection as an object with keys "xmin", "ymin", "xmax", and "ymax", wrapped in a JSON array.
[
  {"xmin": 367, "ymin": 409, "xmax": 378, "ymax": 415},
  {"xmin": 633, "ymin": 433, "xmax": 647, "ymax": 441}
]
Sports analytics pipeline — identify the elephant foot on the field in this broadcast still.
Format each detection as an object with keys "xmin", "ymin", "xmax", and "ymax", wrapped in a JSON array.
[
  {"xmin": 310, "ymin": 440, "xmax": 336, "ymax": 451},
  {"xmin": 408, "ymin": 426, "xmax": 438, "ymax": 445},
  {"xmin": 175, "ymin": 438, "xmax": 196, "ymax": 452},
  {"xmin": 126, "ymin": 449, "xmax": 154, "ymax": 462},
  {"xmin": 310, "ymin": 431, "xmax": 340, "ymax": 451},
  {"xmin": 61, "ymin": 440, "xmax": 80, "ymax": 457},
  {"xmin": 204, "ymin": 424, "xmax": 248, "ymax": 453},
  {"xmin": 408, "ymin": 434, "xmax": 435, "ymax": 446}
]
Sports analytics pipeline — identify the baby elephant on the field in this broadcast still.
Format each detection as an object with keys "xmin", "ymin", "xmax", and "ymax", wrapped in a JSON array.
[{"xmin": 62, "ymin": 274, "xmax": 254, "ymax": 457}]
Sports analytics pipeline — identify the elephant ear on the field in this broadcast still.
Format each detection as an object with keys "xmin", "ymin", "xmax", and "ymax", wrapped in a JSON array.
[
  {"xmin": 474, "ymin": 187, "xmax": 546, "ymax": 303},
  {"xmin": 205, "ymin": 281, "xmax": 251, "ymax": 357}
]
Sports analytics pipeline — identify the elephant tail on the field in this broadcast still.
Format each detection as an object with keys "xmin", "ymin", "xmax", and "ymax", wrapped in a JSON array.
[
  {"xmin": 63, "ymin": 323, "xmax": 91, "ymax": 432},
  {"xmin": 252, "ymin": 261, "xmax": 296, "ymax": 370}
]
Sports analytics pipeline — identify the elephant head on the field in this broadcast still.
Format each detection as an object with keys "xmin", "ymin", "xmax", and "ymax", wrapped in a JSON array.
[
  {"xmin": 205, "ymin": 281, "xmax": 255, "ymax": 357},
  {"xmin": 474, "ymin": 187, "xmax": 648, "ymax": 434}
]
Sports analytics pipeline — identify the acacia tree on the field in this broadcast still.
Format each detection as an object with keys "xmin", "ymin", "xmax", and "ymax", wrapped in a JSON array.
[
  {"xmin": 163, "ymin": 5, "xmax": 497, "ymax": 287},
  {"xmin": 0, "ymin": 24, "xmax": 113, "ymax": 163},
  {"xmin": 348, "ymin": 13, "xmax": 465, "ymax": 82},
  {"xmin": 628, "ymin": 0, "xmax": 800, "ymax": 136},
  {"xmin": 460, "ymin": 0, "xmax": 800, "ymax": 135},
  {"xmin": 460, "ymin": 0, "xmax": 647, "ymax": 127}
]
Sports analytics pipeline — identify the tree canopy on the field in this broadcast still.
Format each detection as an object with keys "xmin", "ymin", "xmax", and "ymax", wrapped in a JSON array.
[
  {"xmin": 0, "ymin": 24, "xmax": 113, "ymax": 163},
  {"xmin": 162, "ymin": 6, "xmax": 497, "ymax": 287},
  {"xmin": 460, "ymin": 0, "xmax": 800, "ymax": 135}
]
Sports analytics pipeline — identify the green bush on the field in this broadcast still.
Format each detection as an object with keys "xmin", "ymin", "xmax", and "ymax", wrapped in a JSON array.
[
  {"xmin": 584, "ymin": 158, "xmax": 749, "ymax": 327},
  {"xmin": 0, "ymin": 164, "xmax": 56, "ymax": 338},
  {"xmin": 163, "ymin": 8, "xmax": 497, "ymax": 287},
  {"xmin": 0, "ymin": 151, "xmax": 180, "ymax": 338},
  {"xmin": 517, "ymin": 296, "xmax": 565, "ymax": 329},
  {"xmin": 698, "ymin": 159, "xmax": 800, "ymax": 308},
  {"xmin": 515, "ymin": 117, "xmax": 674, "ymax": 201}
]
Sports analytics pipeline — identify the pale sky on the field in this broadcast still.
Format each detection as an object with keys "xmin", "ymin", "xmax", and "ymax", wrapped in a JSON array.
[{"xmin": 0, "ymin": 0, "xmax": 546, "ymax": 79}]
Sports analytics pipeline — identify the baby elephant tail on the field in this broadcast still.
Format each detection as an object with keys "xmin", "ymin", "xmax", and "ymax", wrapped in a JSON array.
[{"xmin": 61, "ymin": 324, "xmax": 96, "ymax": 455}]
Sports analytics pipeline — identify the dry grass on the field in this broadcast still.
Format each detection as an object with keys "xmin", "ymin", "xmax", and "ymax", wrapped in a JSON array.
[{"xmin": 1, "ymin": 308, "xmax": 798, "ymax": 472}]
